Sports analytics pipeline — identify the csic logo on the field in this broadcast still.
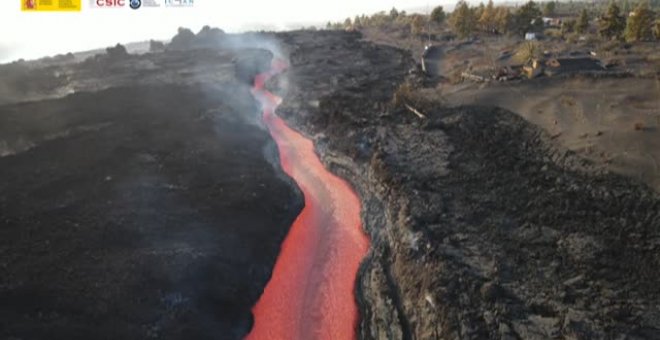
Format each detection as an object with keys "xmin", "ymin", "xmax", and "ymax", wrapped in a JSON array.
[
  {"xmin": 129, "ymin": 0, "xmax": 141, "ymax": 9},
  {"xmin": 90, "ymin": 0, "xmax": 125, "ymax": 8}
]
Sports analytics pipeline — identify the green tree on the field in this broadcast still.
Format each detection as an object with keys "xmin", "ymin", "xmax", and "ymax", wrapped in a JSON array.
[
  {"xmin": 494, "ymin": 6, "xmax": 513, "ymax": 34},
  {"xmin": 543, "ymin": 1, "xmax": 556, "ymax": 16},
  {"xmin": 395, "ymin": 11, "xmax": 410, "ymax": 26},
  {"xmin": 622, "ymin": 0, "xmax": 631, "ymax": 14},
  {"xmin": 625, "ymin": 2, "xmax": 656, "ymax": 41},
  {"xmin": 343, "ymin": 17, "xmax": 352, "ymax": 29},
  {"xmin": 373, "ymin": 12, "xmax": 392, "ymax": 27},
  {"xmin": 655, "ymin": 19, "xmax": 660, "ymax": 39},
  {"xmin": 475, "ymin": 2, "xmax": 486, "ymax": 21},
  {"xmin": 450, "ymin": 1, "xmax": 477, "ymax": 38},
  {"xmin": 411, "ymin": 14, "xmax": 425, "ymax": 35},
  {"xmin": 479, "ymin": 0, "xmax": 497, "ymax": 32},
  {"xmin": 390, "ymin": 7, "xmax": 399, "ymax": 20},
  {"xmin": 598, "ymin": 2, "xmax": 626, "ymax": 40},
  {"xmin": 575, "ymin": 8, "xmax": 590, "ymax": 34},
  {"xmin": 513, "ymin": 1, "xmax": 543, "ymax": 35},
  {"xmin": 431, "ymin": 5, "xmax": 446, "ymax": 24},
  {"xmin": 353, "ymin": 15, "xmax": 366, "ymax": 30}
]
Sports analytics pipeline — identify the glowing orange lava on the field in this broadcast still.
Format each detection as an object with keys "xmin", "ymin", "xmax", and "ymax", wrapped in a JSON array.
[{"xmin": 246, "ymin": 60, "xmax": 370, "ymax": 340}]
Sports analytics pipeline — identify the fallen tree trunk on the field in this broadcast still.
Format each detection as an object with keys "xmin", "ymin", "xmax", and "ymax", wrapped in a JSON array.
[{"xmin": 404, "ymin": 103, "xmax": 427, "ymax": 119}]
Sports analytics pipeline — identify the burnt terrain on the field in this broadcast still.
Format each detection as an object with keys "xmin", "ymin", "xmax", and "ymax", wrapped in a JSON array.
[
  {"xmin": 0, "ymin": 39, "xmax": 301, "ymax": 339},
  {"xmin": 1, "ymin": 27, "xmax": 659, "ymax": 340},
  {"xmin": 269, "ymin": 30, "xmax": 660, "ymax": 339}
]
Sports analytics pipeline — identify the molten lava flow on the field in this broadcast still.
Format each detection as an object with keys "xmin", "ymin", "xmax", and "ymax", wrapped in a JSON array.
[{"xmin": 247, "ymin": 60, "xmax": 370, "ymax": 340}]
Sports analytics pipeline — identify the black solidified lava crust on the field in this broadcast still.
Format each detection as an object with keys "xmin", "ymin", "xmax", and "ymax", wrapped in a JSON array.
[
  {"xmin": 0, "ymin": 46, "xmax": 302, "ymax": 339},
  {"xmin": 269, "ymin": 30, "xmax": 660, "ymax": 339},
  {"xmin": 3, "ymin": 28, "xmax": 660, "ymax": 340}
]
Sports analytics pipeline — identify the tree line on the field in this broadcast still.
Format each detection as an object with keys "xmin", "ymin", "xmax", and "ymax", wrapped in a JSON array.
[
  {"xmin": 448, "ymin": 0, "xmax": 659, "ymax": 41},
  {"xmin": 329, "ymin": 1, "xmax": 660, "ymax": 42}
]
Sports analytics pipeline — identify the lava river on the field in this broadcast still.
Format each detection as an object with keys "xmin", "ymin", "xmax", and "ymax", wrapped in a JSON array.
[{"xmin": 246, "ymin": 60, "xmax": 370, "ymax": 340}]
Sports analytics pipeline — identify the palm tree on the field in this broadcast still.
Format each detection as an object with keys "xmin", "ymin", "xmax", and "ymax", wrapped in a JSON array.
[{"xmin": 514, "ymin": 41, "xmax": 541, "ymax": 66}]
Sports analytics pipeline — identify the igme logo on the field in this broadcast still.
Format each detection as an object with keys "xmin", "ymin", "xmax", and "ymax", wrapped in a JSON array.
[
  {"xmin": 129, "ymin": 0, "xmax": 141, "ymax": 9},
  {"xmin": 90, "ymin": 0, "xmax": 126, "ymax": 8}
]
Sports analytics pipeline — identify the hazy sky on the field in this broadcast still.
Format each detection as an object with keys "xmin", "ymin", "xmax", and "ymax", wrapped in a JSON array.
[{"xmin": 0, "ymin": 0, "xmax": 453, "ymax": 63}]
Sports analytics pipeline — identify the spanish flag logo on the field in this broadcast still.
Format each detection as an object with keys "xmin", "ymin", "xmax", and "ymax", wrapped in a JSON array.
[{"xmin": 22, "ymin": 0, "xmax": 82, "ymax": 11}]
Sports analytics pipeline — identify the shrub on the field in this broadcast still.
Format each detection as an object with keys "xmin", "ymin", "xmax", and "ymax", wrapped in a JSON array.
[
  {"xmin": 392, "ymin": 82, "xmax": 416, "ymax": 108},
  {"xmin": 391, "ymin": 81, "xmax": 434, "ymax": 113},
  {"xmin": 544, "ymin": 28, "xmax": 563, "ymax": 39},
  {"xmin": 565, "ymin": 32, "xmax": 579, "ymax": 43},
  {"xmin": 600, "ymin": 39, "xmax": 622, "ymax": 52}
]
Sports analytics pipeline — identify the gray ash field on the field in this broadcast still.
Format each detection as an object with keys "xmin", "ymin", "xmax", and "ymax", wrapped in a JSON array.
[{"xmin": 1, "ymin": 28, "xmax": 659, "ymax": 339}]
